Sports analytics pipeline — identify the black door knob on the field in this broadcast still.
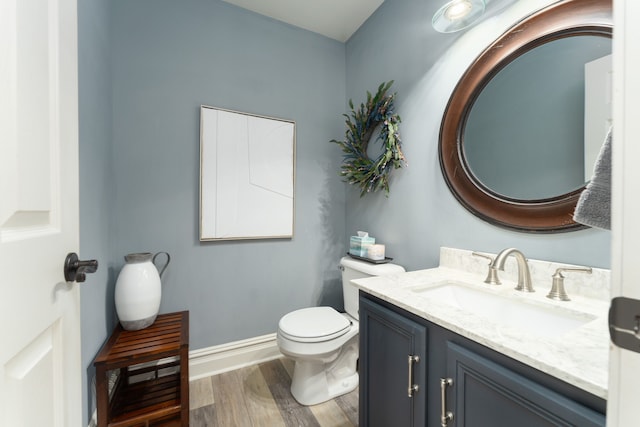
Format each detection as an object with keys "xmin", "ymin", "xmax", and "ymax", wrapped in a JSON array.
[{"xmin": 64, "ymin": 252, "xmax": 98, "ymax": 282}]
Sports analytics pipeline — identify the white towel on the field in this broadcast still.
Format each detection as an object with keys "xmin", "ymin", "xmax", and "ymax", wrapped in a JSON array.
[{"xmin": 573, "ymin": 128, "xmax": 612, "ymax": 230}]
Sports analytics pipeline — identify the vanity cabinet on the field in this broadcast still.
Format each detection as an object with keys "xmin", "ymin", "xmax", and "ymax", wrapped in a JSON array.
[
  {"xmin": 359, "ymin": 293, "xmax": 606, "ymax": 427},
  {"xmin": 359, "ymin": 296, "xmax": 427, "ymax": 427},
  {"xmin": 446, "ymin": 342, "xmax": 604, "ymax": 426}
]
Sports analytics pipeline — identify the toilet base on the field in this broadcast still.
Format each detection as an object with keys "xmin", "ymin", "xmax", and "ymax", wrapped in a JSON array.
[{"xmin": 289, "ymin": 340, "xmax": 358, "ymax": 406}]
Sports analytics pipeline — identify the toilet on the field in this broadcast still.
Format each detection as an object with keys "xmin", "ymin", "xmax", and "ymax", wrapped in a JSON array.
[{"xmin": 277, "ymin": 256, "xmax": 405, "ymax": 405}]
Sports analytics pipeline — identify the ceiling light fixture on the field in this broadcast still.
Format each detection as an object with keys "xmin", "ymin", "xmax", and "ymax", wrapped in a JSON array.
[{"xmin": 432, "ymin": 0, "xmax": 486, "ymax": 33}]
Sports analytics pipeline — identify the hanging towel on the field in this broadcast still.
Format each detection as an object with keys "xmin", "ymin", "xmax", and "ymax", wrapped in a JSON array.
[{"xmin": 573, "ymin": 127, "xmax": 612, "ymax": 230}]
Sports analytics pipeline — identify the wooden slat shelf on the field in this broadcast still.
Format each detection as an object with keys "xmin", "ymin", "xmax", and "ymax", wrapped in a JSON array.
[{"xmin": 94, "ymin": 311, "xmax": 189, "ymax": 427}]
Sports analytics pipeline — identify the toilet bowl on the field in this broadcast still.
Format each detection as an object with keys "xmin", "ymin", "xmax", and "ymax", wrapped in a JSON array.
[{"xmin": 277, "ymin": 257, "xmax": 404, "ymax": 405}]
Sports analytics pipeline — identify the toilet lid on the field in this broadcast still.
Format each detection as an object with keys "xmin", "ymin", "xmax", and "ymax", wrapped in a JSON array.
[{"xmin": 278, "ymin": 307, "xmax": 351, "ymax": 343}]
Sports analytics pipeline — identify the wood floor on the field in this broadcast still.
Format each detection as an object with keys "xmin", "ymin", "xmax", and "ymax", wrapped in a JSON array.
[{"xmin": 189, "ymin": 358, "xmax": 358, "ymax": 426}]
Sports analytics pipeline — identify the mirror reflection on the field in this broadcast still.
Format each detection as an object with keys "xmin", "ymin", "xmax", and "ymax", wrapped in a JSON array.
[{"xmin": 463, "ymin": 35, "xmax": 612, "ymax": 200}]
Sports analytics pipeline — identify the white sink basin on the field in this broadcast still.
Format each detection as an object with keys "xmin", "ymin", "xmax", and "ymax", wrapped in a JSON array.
[{"xmin": 410, "ymin": 281, "xmax": 596, "ymax": 338}]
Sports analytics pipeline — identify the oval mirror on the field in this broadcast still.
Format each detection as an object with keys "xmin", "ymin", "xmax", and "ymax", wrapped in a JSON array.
[{"xmin": 439, "ymin": 0, "xmax": 612, "ymax": 232}]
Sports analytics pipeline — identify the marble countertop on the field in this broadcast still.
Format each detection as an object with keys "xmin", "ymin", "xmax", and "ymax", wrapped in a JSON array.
[{"xmin": 352, "ymin": 254, "xmax": 610, "ymax": 400}]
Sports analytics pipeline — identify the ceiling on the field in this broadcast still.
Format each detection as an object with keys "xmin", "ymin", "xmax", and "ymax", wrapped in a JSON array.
[{"xmin": 221, "ymin": 0, "xmax": 385, "ymax": 42}]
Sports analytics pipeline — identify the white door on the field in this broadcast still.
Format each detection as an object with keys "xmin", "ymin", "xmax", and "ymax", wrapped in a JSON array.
[
  {"xmin": 584, "ymin": 53, "xmax": 612, "ymax": 182},
  {"xmin": 0, "ymin": 0, "xmax": 82, "ymax": 426},
  {"xmin": 608, "ymin": 0, "xmax": 640, "ymax": 425}
]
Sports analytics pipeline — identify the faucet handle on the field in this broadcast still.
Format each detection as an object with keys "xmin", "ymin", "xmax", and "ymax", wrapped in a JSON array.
[
  {"xmin": 472, "ymin": 252, "xmax": 501, "ymax": 285},
  {"xmin": 472, "ymin": 252, "xmax": 492, "ymax": 261},
  {"xmin": 547, "ymin": 267, "xmax": 593, "ymax": 301}
]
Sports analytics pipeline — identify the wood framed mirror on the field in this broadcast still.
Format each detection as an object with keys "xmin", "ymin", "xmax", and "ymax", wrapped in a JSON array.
[{"xmin": 439, "ymin": 0, "xmax": 612, "ymax": 233}]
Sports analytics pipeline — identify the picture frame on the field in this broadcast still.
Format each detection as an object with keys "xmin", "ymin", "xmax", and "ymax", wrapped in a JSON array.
[{"xmin": 199, "ymin": 105, "xmax": 296, "ymax": 241}]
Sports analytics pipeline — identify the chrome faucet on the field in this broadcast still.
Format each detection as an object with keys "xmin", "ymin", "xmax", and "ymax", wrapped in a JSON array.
[{"xmin": 491, "ymin": 248, "xmax": 534, "ymax": 292}]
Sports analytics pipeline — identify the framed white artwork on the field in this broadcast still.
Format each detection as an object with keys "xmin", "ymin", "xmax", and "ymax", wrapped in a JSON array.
[{"xmin": 200, "ymin": 105, "xmax": 296, "ymax": 241}]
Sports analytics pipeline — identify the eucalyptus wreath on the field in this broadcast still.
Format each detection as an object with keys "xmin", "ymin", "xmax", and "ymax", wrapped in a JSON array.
[{"xmin": 331, "ymin": 81, "xmax": 406, "ymax": 197}]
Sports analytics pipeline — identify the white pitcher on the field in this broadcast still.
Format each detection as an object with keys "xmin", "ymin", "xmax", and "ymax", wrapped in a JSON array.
[{"xmin": 114, "ymin": 252, "xmax": 170, "ymax": 331}]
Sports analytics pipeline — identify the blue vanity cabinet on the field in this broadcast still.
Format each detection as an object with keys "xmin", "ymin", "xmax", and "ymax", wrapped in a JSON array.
[
  {"xmin": 359, "ymin": 293, "xmax": 606, "ymax": 427},
  {"xmin": 446, "ymin": 342, "xmax": 606, "ymax": 427},
  {"xmin": 359, "ymin": 294, "xmax": 427, "ymax": 427}
]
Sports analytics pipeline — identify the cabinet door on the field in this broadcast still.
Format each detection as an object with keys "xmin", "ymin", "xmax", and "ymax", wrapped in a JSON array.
[
  {"xmin": 445, "ymin": 342, "xmax": 605, "ymax": 427},
  {"xmin": 360, "ymin": 296, "xmax": 427, "ymax": 427}
]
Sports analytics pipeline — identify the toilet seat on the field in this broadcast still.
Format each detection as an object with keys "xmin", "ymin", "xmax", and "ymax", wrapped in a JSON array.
[{"xmin": 278, "ymin": 307, "xmax": 351, "ymax": 343}]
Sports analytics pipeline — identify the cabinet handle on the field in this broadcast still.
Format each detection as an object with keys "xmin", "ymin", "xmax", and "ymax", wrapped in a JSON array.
[
  {"xmin": 440, "ymin": 377, "xmax": 454, "ymax": 427},
  {"xmin": 407, "ymin": 355, "xmax": 420, "ymax": 397}
]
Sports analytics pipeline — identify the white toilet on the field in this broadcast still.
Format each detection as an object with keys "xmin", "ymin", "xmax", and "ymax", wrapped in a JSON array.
[{"xmin": 277, "ymin": 256, "xmax": 405, "ymax": 405}]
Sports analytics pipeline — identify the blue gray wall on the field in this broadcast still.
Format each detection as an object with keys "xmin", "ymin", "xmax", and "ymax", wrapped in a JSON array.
[
  {"xmin": 344, "ymin": 0, "xmax": 611, "ymax": 271},
  {"xmin": 79, "ymin": 1, "xmax": 346, "ymax": 424},
  {"xmin": 110, "ymin": 0, "xmax": 347, "ymax": 350},
  {"xmin": 78, "ymin": 0, "xmax": 116, "ymax": 424}
]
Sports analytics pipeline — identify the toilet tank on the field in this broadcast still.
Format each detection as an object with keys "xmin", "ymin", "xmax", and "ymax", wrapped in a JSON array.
[{"xmin": 340, "ymin": 257, "xmax": 405, "ymax": 320}]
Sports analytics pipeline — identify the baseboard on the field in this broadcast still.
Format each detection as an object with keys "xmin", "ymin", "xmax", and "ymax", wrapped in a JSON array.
[
  {"xmin": 88, "ymin": 333, "xmax": 282, "ymax": 426},
  {"xmin": 189, "ymin": 332, "xmax": 282, "ymax": 381}
]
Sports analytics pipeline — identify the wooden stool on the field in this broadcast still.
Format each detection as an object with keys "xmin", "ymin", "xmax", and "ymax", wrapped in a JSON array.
[{"xmin": 94, "ymin": 311, "xmax": 189, "ymax": 427}]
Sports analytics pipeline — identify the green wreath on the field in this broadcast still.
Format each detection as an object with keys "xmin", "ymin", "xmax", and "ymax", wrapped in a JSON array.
[{"xmin": 331, "ymin": 81, "xmax": 406, "ymax": 197}]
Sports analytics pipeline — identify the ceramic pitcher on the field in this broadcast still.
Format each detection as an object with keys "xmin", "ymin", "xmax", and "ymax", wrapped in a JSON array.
[{"xmin": 114, "ymin": 252, "xmax": 170, "ymax": 331}]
